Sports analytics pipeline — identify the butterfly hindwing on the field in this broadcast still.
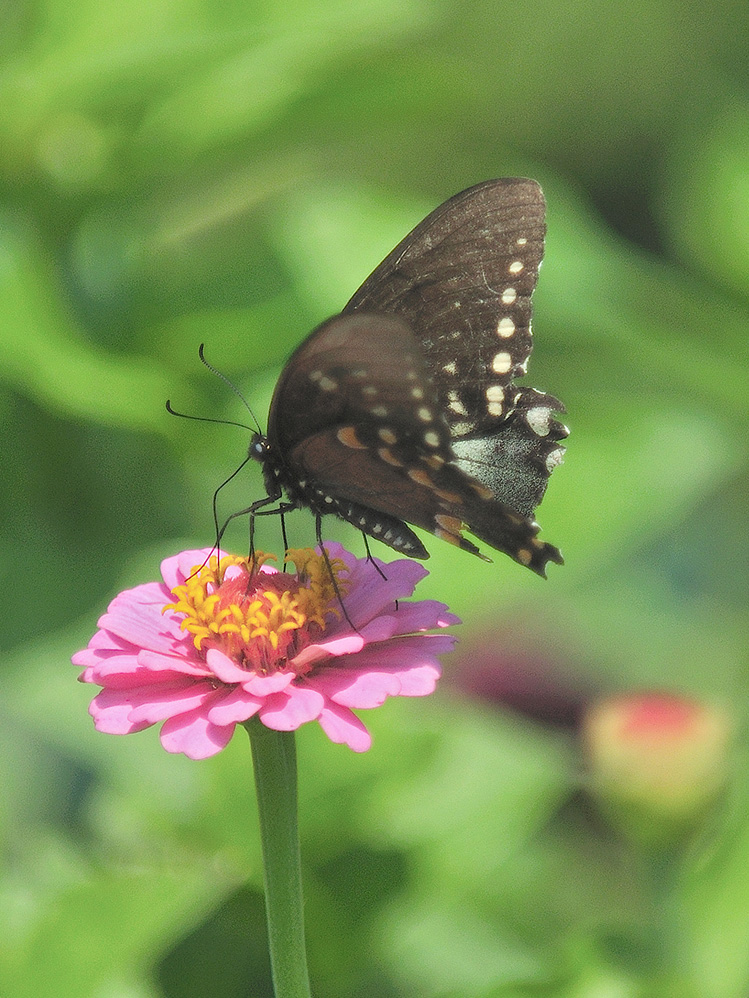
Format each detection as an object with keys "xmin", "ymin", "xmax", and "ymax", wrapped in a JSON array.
[{"xmin": 292, "ymin": 423, "xmax": 562, "ymax": 574}]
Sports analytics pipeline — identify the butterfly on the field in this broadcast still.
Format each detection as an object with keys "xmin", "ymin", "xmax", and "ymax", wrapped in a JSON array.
[{"xmin": 248, "ymin": 178, "xmax": 568, "ymax": 576}]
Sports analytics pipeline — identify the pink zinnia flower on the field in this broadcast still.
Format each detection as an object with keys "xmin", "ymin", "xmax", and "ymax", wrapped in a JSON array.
[{"xmin": 73, "ymin": 543, "xmax": 458, "ymax": 758}]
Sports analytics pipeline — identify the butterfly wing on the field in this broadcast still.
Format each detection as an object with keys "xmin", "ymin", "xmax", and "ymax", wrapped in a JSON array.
[
  {"xmin": 343, "ymin": 177, "xmax": 567, "ymax": 519},
  {"xmin": 265, "ymin": 313, "xmax": 561, "ymax": 575},
  {"xmin": 267, "ymin": 313, "xmax": 440, "ymax": 460},
  {"xmin": 292, "ymin": 428, "xmax": 562, "ymax": 575},
  {"xmin": 344, "ymin": 179, "xmax": 544, "ymax": 430}
]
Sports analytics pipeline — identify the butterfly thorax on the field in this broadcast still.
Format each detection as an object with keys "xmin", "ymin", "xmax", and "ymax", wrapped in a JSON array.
[{"xmin": 250, "ymin": 430, "xmax": 326, "ymax": 514}]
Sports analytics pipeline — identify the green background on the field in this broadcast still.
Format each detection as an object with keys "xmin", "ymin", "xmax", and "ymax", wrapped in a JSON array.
[{"xmin": 2, "ymin": 0, "xmax": 748, "ymax": 994}]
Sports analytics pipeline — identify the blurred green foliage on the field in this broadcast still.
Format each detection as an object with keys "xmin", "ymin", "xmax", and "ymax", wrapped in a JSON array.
[{"xmin": 2, "ymin": 0, "xmax": 748, "ymax": 995}]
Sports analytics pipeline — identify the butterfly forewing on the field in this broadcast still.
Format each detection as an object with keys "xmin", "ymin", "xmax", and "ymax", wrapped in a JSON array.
[
  {"xmin": 267, "ymin": 314, "xmax": 451, "ymax": 459},
  {"xmin": 343, "ymin": 179, "xmax": 545, "ymax": 438}
]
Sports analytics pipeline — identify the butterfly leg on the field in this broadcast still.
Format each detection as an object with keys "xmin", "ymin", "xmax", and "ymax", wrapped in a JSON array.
[
  {"xmin": 315, "ymin": 515, "xmax": 358, "ymax": 632},
  {"xmin": 280, "ymin": 513, "xmax": 289, "ymax": 559},
  {"xmin": 208, "ymin": 456, "xmax": 253, "ymax": 556},
  {"xmin": 216, "ymin": 494, "xmax": 296, "ymax": 573},
  {"xmin": 361, "ymin": 532, "xmax": 388, "ymax": 580},
  {"xmin": 247, "ymin": 499, "xmax": 298, "ymax": 569}
]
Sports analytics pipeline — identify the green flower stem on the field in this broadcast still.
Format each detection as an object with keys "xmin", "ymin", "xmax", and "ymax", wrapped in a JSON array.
[{"xmin": 246, "ymin": 719, "xmax": 312, "ymax": 998}]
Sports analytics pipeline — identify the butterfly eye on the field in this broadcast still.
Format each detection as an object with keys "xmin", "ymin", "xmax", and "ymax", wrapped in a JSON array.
[{"xmin": 249, "ymin": 434, "xmax": 270, "ymax": 462}]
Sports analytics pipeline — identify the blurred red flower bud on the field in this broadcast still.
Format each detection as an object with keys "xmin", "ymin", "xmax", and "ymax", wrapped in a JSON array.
[{"xmin": 582, "ymin": 692, "xmax": 731, "ymax": 847}]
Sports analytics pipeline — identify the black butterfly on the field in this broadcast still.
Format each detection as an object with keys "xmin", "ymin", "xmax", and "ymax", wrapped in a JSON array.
[{"xmin": 248, "ymin": 178, "xmax": 567, "ymax": 576}]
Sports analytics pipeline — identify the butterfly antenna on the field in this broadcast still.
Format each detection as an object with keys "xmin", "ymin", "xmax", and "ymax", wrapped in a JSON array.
[
  {"xmin": 165, "ymin": 399, "xmax": 255, "ymax": 433},
  {"xmin": 198, "ymin": 343, "xmax": 263, "ymax": 434}
]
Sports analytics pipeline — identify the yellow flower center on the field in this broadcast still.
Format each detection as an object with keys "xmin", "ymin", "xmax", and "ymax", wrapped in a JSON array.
[{"xmin": 163, "ymin": 548, "xmax": 347, "ymax": 674}]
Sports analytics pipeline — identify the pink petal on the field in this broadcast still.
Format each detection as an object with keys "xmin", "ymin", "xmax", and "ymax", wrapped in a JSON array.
[
  {"xmin": 159, "ymin": 709, "xmax": 235, "ymax": 759},
  {"xmin": 86, "ymin": 662, "xmax": 190, "ymax": 689},
  {"xmin": 72, "ymin": 647, "xmax": 105, "ymax": 668},
  {"xmin": 391, "ymin": 663, "xmax": 441, "ymax": 696},
  {"xmin": 127, "ymin": 682, "xmax": 219, "ymax": 724},
  {"xmin": 305, "ymin": 635, "xmax": 447, "ymax": 707},
  {"xmin": 292, "ymin": 632, "xmax": 365, "ymax": 669},
  {"xmin": 109, "ymin": 581, "xmax": 171, "ymax": 610},
  {"xmin": 74, "ymin": 647, "xmax": 140, "ymax": 671},
  {"xmin": 317, "ymin": 703, "xmax": 372, "ymax": 752},
  {"xmin": 340, "ymin": 558, "xmax": 429, "ymax": 627},
  {"xmin": 201, "ymin": 650, "xmax": 296, "ymax": 694},
  {"xmin": 204, "ymin": 647, "xmax": 253, "ymax": 684},
  {"xmin": 357, "ymin": 615, "xmax": 399, "ymax": 642},
  {"xmin": 89, "ymin": 690, "xmax": 153, "ymax": 734},
  {"xmin": 309, "ymin": 668, "xmax": 402, "ymax": 708},
  {"xmin": 383, "ymin": 600, "xmax": 461, "ymax": 635},
  {"xmin": 241, "ymin": 671, "xmax": 296, "ymax": 695},
  {"xmin": 207, "ymin": 687, "xmax": 263, "ymax": 725},
  {"xmin": 258, "ymin": 686, "xmax": 325, "ymax": 730},
  {"xmin": 324, "ymin": 634, "xmax": 456, "ymax": 678},
  {"xmin": 73, "ymin": 629, "xmax": 139, "ymax": 663},
  {"xmin": 160, "ymin": 548, "xmax": 215, "ymax": 591},
  {"xmin": 138, "ymin": 649, "xmax": 210, "ymax": 677},
  {"xmin": 98, "ymin": 602, "xmax": 184, "ymax": 654}
]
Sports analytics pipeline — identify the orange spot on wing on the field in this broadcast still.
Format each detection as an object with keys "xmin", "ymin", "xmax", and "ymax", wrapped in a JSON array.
[
  {"xmin": 407, "ymin": 468, "xmax": 433, "ymax": 488},
  {"xmin": 434, "ymin": 488, "xmax": 462, "ymax": 504},
  {"xmin": 378, "ymin": 447, "xmax": 404, "ymax": 467},
  {"xmin": 435, "ymin": 514, "xmax": 464, "ymax": 535},
  {"xmin": 337, "ymin": 426, "xmax": 367, "ymax": 449}
]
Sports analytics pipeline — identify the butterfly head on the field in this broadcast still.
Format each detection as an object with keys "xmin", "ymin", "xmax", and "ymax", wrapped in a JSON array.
[
  {"xmin": 248, "ymin": 432, "xmax": 270, "ymax": 463},
  {"xmin": 248, "ymin": 431, "xmax": 285, "ymax": 501}
]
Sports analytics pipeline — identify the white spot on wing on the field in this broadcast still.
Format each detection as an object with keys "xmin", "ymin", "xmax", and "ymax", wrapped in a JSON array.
[
  {"xmin": 509, "ymin": 260, "xmax": 524, "ymax": 275},
  {"xmin": 526, "ymin": 406, "xmax": 552, "ymax": 436},
  {"xmin": 497, "ymin": 317, "xmax": 515, "ymax": 338},
  {"xmin": 546, "ymin": 447, "xmax": 565, "ymax": 472},
  {"xmin": 491, "ymin": 351, "xmax": 512, "ymax": 374},
  {"xmin": 447, "ymin": 390, "xmax": 467, "ymax": 415},
  {"xmin": 501, "ymin": 287, "xmax": 517, "ymax": 304},
  {"xmin": 452, "ymin": 420, "xmax": 475, "ymax": 435}
]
